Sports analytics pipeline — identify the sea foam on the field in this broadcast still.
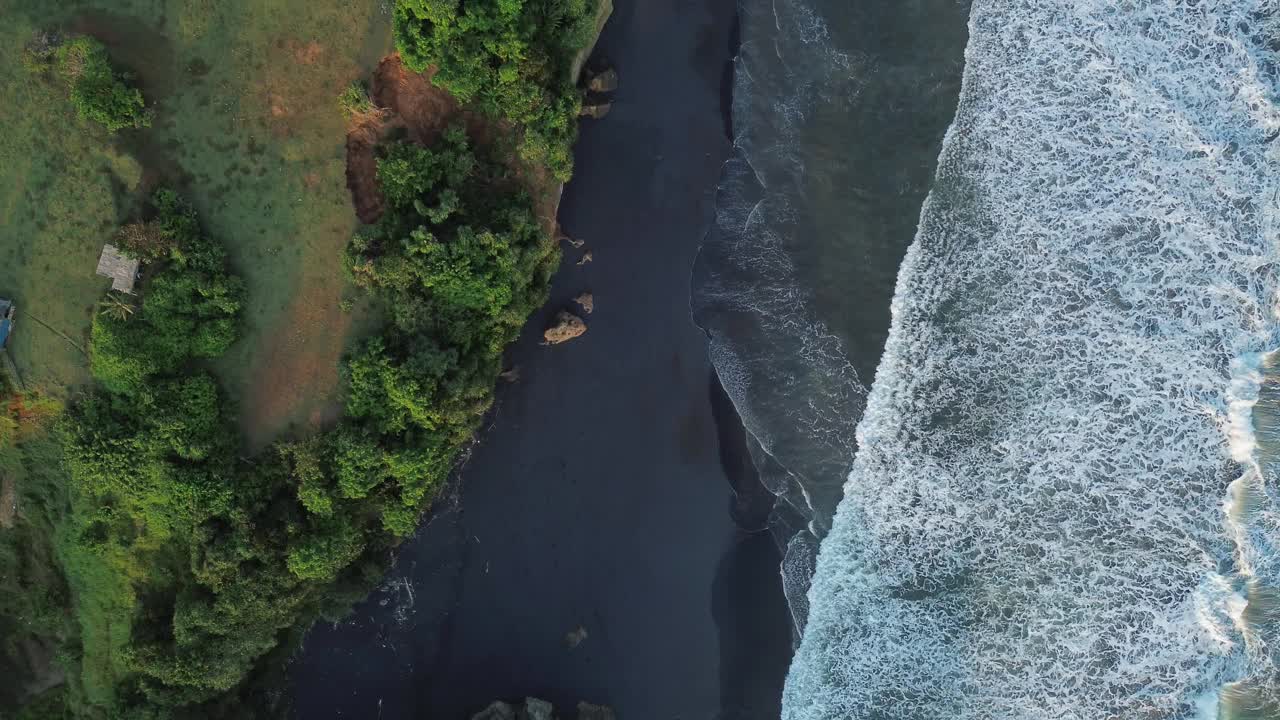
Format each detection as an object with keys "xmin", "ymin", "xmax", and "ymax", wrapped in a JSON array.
[
  {"xmin": 697, "ymin": 0, "xmax": 972, "ymax": 637},
  {"xmin": 785, "ymin": 1, "xmax": 1280, "ymax": 717}
]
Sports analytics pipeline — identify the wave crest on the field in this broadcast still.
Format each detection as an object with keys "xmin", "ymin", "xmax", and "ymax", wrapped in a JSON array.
[{"xmin": 785, "ymin": 1, "xmax": 1280, "ymax": 717}]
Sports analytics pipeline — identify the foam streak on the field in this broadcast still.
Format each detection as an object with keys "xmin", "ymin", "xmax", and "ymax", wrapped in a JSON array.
[{"xmin": 785, "ymin": 2, "xmax": 1280, "ymax": 717}]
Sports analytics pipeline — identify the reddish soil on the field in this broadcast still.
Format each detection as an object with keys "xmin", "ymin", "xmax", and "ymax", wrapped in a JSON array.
[
  {"xmin": 292, "ymin": 39, "xmax": 325, "ymax": 66},
  {"xmin": 372, "ymin": 56, "xmax": 462, "ymax": 145},
  {"xmin": 344, "ymin": 55, "xmax": 562, "ymax": 232},
  {"xmin": 346, "ymin": 55, "xmax": 463, "ymax": 224},
  {"xmin": 345, "ymin": 121, "xmax": 387, "ymax": 224}
]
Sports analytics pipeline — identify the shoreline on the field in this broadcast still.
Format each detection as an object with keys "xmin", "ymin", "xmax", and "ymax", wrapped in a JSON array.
[{"xmin": 288, "ymin": 0, "xmax": 792, "ymax": 717}]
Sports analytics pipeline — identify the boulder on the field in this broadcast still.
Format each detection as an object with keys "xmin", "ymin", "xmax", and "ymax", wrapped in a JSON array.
[
  {"xmin": 543, "ymin": 311, "xmax": 587, "ymax": 345},
  {"xmin": 588, "ymin": 68, "xmax": 619, "ymax": 93},
  {"xmin": 474, "ymin": 698, "xmax": 614, "ymax": 720},
  {"xmin": 564, "ymin": 624, "xmax": 589, "ymax": 648},
  {"xmin": 579, "ymin": 102, "xmax": 611, "ymax": 120},
  {"xmin": 576, "ymin": 702, "xmax": 616, "ymax": 720},
  {"xmin": 574, "ymin": 292, "xmax": 594, "ymax": 315},
  {"xmin": 472, "ymin": 701, "xmax": 518, "ymax": 720},
  {"xmin": 523, "ymin": 697, "xmax": 555, "ymax": 720}
]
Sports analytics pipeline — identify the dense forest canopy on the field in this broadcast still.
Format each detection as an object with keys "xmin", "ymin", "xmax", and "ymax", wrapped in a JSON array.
[{"xmin": 393, "ymin": 0, "xmax": 601, "ymax": 180}]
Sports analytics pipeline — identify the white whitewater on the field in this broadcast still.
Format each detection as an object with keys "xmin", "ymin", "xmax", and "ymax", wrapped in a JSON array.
[{"xmin": 785, "ymin": 1, "xmax": 1280, "ymax": 718}]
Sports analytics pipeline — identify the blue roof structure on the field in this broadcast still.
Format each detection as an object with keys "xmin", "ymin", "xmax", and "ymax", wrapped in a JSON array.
[{"xmin": 0, "ymin": 299, "xmax": 11, "ymax": 349}]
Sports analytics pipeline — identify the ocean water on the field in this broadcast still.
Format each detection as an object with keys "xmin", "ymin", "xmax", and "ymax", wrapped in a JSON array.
[
  {"xmin": 693, "ymin": 0, "xmax": 971, "ymax": 633},
  {"xmin": 777, "ymin": 1, "xmax": 1280, "ymax": 718}
]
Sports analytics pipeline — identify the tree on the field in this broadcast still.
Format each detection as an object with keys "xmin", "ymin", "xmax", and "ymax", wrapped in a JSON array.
[{"xmin": 392, "ymin": 0, "xmax": 599, "ymax": 181}]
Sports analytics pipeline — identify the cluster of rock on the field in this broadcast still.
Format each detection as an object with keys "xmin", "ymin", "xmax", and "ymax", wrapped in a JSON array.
[
  {"xmin": 580, "ymin": 65, "xmax": 618, "ymax": 120},
  {"xmin": 543, "ymin": 310, "xmax": 588, "ymax": 345},
  {"xmin": 542, "ymin": 292, "xmax": 594, "ymax": 346},
  {"xmin": 471, "ymin": 697, "xmax": 615, "ymax": 720},
  {"xmin": 540, "ymin": 61, "xmax": 613, "ymax": 346}
]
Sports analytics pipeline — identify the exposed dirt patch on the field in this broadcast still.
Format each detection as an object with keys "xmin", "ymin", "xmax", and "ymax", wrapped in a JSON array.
[
  {"xmin": 292, "ymin": 39, "xmax": 325, "ymax": 65},
  {"xmin": 268, "ymin": 92, "xmax": 289, "ymax": 118},
  {"xmin": 372, "ymin": 56, "xmax": 461, "ymax": 144},
  {"xmin": 254, "ymin": 37, "xmax": 359, "ymax": 137},
  {"xmin": 241, "ymin": 273, "xmax": 351, "ymax": 449},
  {"xmin": 345, "ymin": 121, "xmax": 387, "ymax": 224}
]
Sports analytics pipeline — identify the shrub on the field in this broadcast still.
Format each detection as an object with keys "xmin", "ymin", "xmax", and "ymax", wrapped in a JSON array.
[
  {"xmin": 116, "ymin": 222, "xmax": 173, "ymax": 263},
  {"xmin": 53, "ymin": 37, "xmax": 152, "ymax": 132},
  {"xmin": 338, "ymin": 81, "xmax": 379, "ymax": 121}
]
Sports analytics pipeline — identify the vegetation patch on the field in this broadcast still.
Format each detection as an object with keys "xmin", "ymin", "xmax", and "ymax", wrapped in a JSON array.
[
  {"xmin": 1, "ymin": 0, "xmax": 604, "ymax": 714},
  {"xmin": 393, "ymin": 0, "xmax": 601, "ymax": 181},
  {"xmin": 338, "ymin": 80, "xmax": 382, "ymax": 124},
  {"xmin": 47, "ymin": 121, "xmax": 557, "ymax": 714},
  {"xmin": 27, "ymin": 35, "xmax": 152, "ymax": 132},
  {"xmin": 0, "ymin": 378, "xmax": 70, "ymax": 712},
  {"xmin": 51, "ymin": 193, "xmax": 368, "ymax": 715}
]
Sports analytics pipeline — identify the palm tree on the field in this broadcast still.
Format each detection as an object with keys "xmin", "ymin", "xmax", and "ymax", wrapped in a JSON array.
[{"xmin": 97, "ymin": 293, "xmax": 135, "ymax": 322}]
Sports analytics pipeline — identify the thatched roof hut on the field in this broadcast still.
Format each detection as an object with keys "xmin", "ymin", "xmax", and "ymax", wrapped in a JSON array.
[{"xmin": 96, "ymin": 244, "xmax": 140, "ymax": 294}]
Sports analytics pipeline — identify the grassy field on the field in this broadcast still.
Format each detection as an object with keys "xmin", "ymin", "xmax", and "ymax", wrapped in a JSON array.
[{"xmin": 0, "ymin": 0, "xmax": 391, "ymax": 445}]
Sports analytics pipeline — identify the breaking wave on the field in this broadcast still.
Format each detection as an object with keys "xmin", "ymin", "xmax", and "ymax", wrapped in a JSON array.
[
  {"xmin": 785, "ymin": 1, "xmax": 1280, "ymax": 718},
  {"xmin": 695, "ymin": 0, "xmax": 971, "ymax": 636},
  {"xmin": 694, "ymin": 0, "xmax": 870, "ymax": 634}
]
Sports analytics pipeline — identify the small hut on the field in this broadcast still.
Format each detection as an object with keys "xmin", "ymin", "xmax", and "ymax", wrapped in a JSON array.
[{"xmin": 96, "ymin": 244, "xmax": 140, "ymax": 294}]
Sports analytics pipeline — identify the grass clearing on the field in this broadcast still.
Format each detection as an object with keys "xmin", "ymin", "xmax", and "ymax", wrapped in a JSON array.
[
  {"xmin": 1, "ymin": 0, "xmax": 392, "ymax": 444},
  {"xmin": 0, "ymin": 0, "xmax": 390, "ymax": 704}
]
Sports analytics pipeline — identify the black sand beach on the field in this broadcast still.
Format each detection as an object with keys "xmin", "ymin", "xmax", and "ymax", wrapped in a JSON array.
[{"xmin": 289, "ymin": 0, "xmax": 793, "ymax": 716}]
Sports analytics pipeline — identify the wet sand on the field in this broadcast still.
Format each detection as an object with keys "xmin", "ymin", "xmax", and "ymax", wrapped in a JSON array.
[{"xmin": 288, "ymin": 1, "xmax": 792, "ymax": 717}]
